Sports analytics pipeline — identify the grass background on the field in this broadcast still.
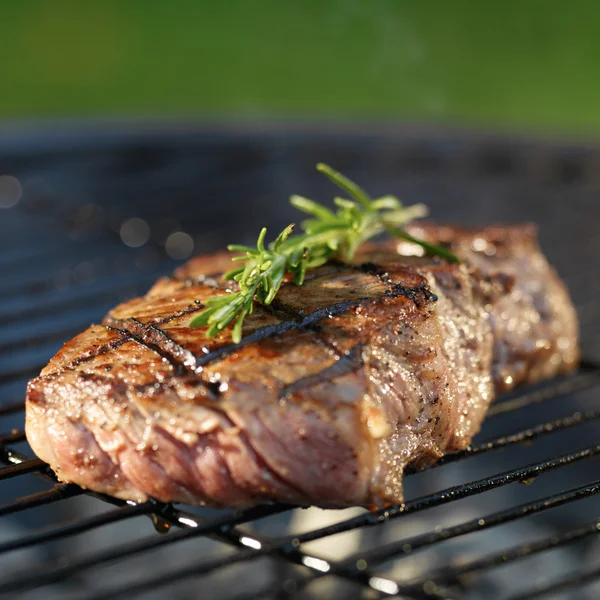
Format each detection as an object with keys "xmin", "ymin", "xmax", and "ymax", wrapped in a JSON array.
[{"xmin": 1, "ymin": 1, "xmax": 599, "ymax": 132}]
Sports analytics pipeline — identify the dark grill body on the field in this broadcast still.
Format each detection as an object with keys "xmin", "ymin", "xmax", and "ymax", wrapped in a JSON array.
[{"xmin": 1, "ymin": 122, "xmax": 600, "ymax": 599}]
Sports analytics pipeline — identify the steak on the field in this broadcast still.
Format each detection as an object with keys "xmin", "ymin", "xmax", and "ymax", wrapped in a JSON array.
[{"xmin": 25, "ymin": 224, "xmax": 579, "ymax": 508}]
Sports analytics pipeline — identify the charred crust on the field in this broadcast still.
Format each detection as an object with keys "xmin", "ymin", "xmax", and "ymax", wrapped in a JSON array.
[
  {"xmin": 37, "ymin": 328, "xmax": 129, "ymax": 379},
  {"xmin": 40, "ymin": 249, "xmax": 438, "ymax": 400},
  {"xmin": 79, "ymin": 371, "xmax": 108, "ymax": 383},
  {"xmin": 385, "ymin": 282, "xmax": 437, "ymax": 306},
  {"xmin": 105, "ymin": 318, "xmax": 195, "ymax": 375},
  {"xmin": 357, "ymin": 261, "xmax": 383, "ymax": 276},
  {"xmin": 357, "ymin": 260, "xmax": 438, "ymax": 306},
  {"xmin": 204, "ymin": 381, "xmax": 222, "ymax": 397},
  {"xmin": 267, "ymin": 297, "xmax": 347, "ymax": 360},
  {"xmin": 196, "ymin": 319, "xmax": 300, "ymax": 368},
  {"xmin": 266, "ymin": 298, "xmax": 303, "ymax": 323},
  {"xmin": 196, "ymin": 298, "xmax": 363, "ymax": 368},
  {"xmin": 155, "ymin": 304, "xmax": 205, "ymax": 324}
]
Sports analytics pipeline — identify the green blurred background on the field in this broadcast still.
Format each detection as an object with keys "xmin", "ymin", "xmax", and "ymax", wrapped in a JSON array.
[{"xmin": 1, "ymin": 0, "xmax": 599, "ymax": 132}]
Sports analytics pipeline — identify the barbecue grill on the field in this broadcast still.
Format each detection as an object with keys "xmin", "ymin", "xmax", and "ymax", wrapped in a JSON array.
[{"xmin": 1, "ymin": 122, "xmax": 600, "ymax": 600}]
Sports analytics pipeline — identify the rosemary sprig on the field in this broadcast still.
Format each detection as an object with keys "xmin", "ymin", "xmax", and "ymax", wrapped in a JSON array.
[{"xmin": 189, "ymin": 163, "xmax": 458, "ymax": 342}]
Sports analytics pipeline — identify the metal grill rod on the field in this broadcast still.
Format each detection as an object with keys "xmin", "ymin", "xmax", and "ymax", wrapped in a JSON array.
[
  {"xmin": 2, "ymin": 300, "xmax": 598, "ymax": 597},
  {"xmin": 0, "ymin": 449, "xmax": 352, "ymax": 594},
  {"xmin": 283, "ymin": 444, "xmax": 600, "ymax": 547},
  {"xmin": 2, "ymin": 125, "xmax": 600, "ymax": 600},
  {"xmin": 0, "ymin": 504, "xmax": 291, "ymax": 595},
  {"xmin": 487, "ymin": 366, "xmax": 600, "ymax": 417},
  {"xmin": 0, "ymin": 502, "xmax": 152, "ymax": 556},
  {"xmin": 0, "ymin": 321, "xmax": 111, "ymax": 355},
  {"xmin": 0, "ymin": 267, "xmax": 167, "ymax": 325},
  {"xmin": 0, "ymin": 244, "xmax": 160, "ymax": 299},
  {"xmin": 507, "ymin": 563, "xmax": 600, "ymax": 600},
  {"xmin": 412, "ymin": 407, "xmax": 600, "ymax": 472},
  {"xmin": 0, "ymin": 457, "xmax": 45, "ymax": 481},
  {"xmin": 0, "ymin": 431, "xmax": 26, "ymax": 445},
  {"xmin": 0, "ymin": 243, "xmax": 68, "ymax": 268},
  {"xmin": 0, "ymin": 238, "xmax": 70, "ymax": 271},
  {"xmin": 0, "ymin": 484, "xmax": 82, "ymax": 518},
  {"xmin": 0, "ymin": 365, "xmax": 42, "ymax": 385},
  {"xmin": 42, "ymin": 445, "xmax": 600, "ymax": 600},
  {"xmin": 274, "ymin": 480, "xmax": 600, "ymax": 597},
  {"xmin": 103, "ymin": 501, "xmax": 600, "ymax": 600},
  {"xmin": 3, "ymin": 382, "xmax": 596, "ymax": 592},
  {"xmin": 1, "ymin": 366, "xmax": 599, "ymax": 596},
  {"xmin": 0, "ymin": 244, "xmax": 106, "ymax": 279},
  {"xmin": 0, "ymin": 401, "xmax": 25, "ymax": 415},
  {"xmin": 411, "ymin": 518, "xmax": 600, "ymax": 599}
]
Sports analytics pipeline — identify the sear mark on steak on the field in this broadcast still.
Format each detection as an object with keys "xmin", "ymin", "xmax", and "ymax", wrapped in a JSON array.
[{"xmin": 25, "ymin": 224, "xmax": 579, "ymax": 508}]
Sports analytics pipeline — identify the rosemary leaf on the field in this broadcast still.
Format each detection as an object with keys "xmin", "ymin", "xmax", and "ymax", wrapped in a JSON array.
[{"xmin": 190, "ymin": 164, "xmax": 459, "ymax": 339}]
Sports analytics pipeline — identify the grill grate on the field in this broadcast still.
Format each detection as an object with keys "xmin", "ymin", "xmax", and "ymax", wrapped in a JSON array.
[{"xmin": 1, "ymin": 123, "xmax": 600, "ymax": 600}]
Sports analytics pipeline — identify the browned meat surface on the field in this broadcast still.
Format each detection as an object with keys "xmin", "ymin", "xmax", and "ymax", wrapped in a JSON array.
[
  {"xmin": 25, "ymin": 225, "xmax": 579, "ymax": 508},
  {"xmin": 405, "ymin": 223, "xmax": 579, "ymax": 391}
]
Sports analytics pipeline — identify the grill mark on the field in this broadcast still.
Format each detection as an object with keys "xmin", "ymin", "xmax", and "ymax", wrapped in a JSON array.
[
  {"xmin": 267, "ymin": 298, "xmax": 347, "ymax": 360},
  {"xmin": 280, "ymin": 343, "xmax": 365, "ymax": 398},
  {"xmin": 329, "ymin": 257, "xmax": 438, "ymax": 306},
  {"xmin": 37, "ymin": 328, "xmax": 130, "ymax": 379},
  {"xmin": 40, "ymin": 310, "xmax": 201, "ymax": 384},
  {"xmin": 196, "ymin": 298, "xmax": 362, "ymax": 368},
  {"xmin": 105, "ymin": 318, "xmax": 196, "ymax": 375},
  {"xmin": 266, "ymin": 295, "xmax": 339, "ymax": 351},
  {"xmin": 152, "ymin": 266, "xmax": 354, "ymax": 369},
  {"xmin": 265, "ymin": 298, "xmax": 303, "ymax": 324},
  {"xmin": 388, "ymin": 281, "xmax": 437, "ymax": 305},
  {"xmin": 156, "ymin": 304, "xmax": 205, "ymax": 324},
  {"xmin": 104, "ymin": 319, "xmax": 223, "ymax": 401},
  {"xmin": 42, "ymin": 258, "xmax": 436, "ymax": 383},
  {"xmin": 195, "ymin": 261, "xmax": 436, "ymax": 368},
  {"xmin": 357, "ymin": 261, "xmax": 438, "ymax": 305}
]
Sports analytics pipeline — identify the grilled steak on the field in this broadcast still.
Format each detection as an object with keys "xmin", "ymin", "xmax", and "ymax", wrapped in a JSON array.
[{"xmin": 25, "ymin": 224, "xmax": 579, "ymax": 508}]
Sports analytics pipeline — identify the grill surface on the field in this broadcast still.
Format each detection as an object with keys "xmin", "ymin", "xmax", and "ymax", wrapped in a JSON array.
[{"xmin": 1, "ymin": 122, "xmax": 600, "ymax": 600}]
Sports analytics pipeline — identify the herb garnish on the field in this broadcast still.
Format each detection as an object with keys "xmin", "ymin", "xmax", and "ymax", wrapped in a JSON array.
[{"xmin": 189, "ymin": 163, "xmax": 458, "ymax": 342}]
